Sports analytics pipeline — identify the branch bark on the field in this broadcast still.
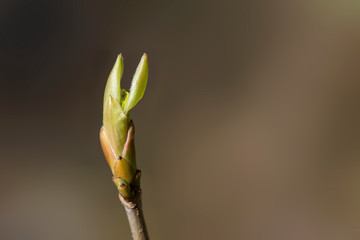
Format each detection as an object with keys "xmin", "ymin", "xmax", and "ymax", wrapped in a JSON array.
[{"xmin": 119, "ymin": 190, "xmax": 149, "ymax": 240}]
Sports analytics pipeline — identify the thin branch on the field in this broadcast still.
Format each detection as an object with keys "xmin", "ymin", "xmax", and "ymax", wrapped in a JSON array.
[{"xmin": 119, "ymin": 190, "xmax": 149, "ymax": 240}]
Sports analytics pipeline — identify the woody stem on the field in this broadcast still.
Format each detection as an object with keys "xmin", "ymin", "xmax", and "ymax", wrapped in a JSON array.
[{"xmin": 119, "ymin": 190, "xmax": 149, "ymax": 240}]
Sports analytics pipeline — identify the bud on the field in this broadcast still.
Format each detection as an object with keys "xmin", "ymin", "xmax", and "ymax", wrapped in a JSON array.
[
  {"xmin": 116, "ymin": 178, "xmax": 133, "ymax": 199},
  {"xmin": 100, "ymin": 54, "xmax": 148, "ymax": 199}
]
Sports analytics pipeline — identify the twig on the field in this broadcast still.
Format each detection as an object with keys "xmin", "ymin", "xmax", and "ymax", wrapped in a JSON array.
[{"xmin": 119, "ymin": 190, "xmax": 149, "ymax": 240}]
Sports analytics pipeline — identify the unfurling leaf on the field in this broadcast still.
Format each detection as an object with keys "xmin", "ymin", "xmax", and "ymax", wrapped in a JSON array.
[
  {"xmin": 103, "ymin": 54, "xmax": 123, "ymax": 121},
  {"xmin": 124, "ymin": 53, "xmax": 148, "ymax": 113}
]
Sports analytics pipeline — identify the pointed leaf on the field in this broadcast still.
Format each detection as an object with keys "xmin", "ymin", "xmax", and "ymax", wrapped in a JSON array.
[
  {"xmin": 103, "ymin": 54, "xmax": 123, "ymax": 121},
  {"xmin": 124, "ymin": 53, "xmax": 148, "ymax": 113}
]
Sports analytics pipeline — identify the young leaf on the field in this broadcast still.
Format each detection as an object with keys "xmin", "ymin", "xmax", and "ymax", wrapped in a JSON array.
[
  {"xmin": 124, "ymin": 53, "xmax": 148, "ymax": 113},
  {"xmin": 103, "ymin": 54, "xmax": 123, "ymax": 121}
]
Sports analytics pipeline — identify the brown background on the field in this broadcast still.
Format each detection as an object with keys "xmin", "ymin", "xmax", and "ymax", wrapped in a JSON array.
[{"xmin": 0, "ymin": 0, "xmax": 359, "ymax": 239}]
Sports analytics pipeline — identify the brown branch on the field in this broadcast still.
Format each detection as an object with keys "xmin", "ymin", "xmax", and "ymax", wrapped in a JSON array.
[{"xmin": 119, "ymin": 190, "xmax": 149, "ymax": 240}]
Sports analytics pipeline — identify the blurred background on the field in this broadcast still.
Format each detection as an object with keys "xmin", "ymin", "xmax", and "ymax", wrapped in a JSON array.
[{"xmin": 0, "ymin": 0, "xmax": 359, "ymax": 239}]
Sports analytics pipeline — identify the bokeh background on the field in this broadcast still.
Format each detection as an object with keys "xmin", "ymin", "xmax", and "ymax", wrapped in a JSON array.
[{"xmin": 0, "ymin": 0, "xmax": 360, "ymax": 239}]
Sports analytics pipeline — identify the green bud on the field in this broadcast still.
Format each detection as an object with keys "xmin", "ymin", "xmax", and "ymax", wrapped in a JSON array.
[
  {"xmin": 112, "ymin": 177, "xmax": 133, "ymax": 199},
  {"xmin": 118, "ymin": 178, "xmax": 133, "ymax": 199},
  {"xmin": 123, "ymin": 53, "xmax": 148, "ymax": 113},
  {"xmin": 101, "ymin": 53, "xmax": 148, "ymax": 195}
]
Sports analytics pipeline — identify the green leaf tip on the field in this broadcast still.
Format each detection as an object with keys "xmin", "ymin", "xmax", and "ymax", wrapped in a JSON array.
[
  {"xmin": 103, "ymin": 54, "xmax": 124, "ymax": 121},
  {"xmin": 103, "ymin": 53, "xmax": 148, "ymax": 119},
  {"xmin": 124, "ymin": 53, "xmax": 149, "ymax": 113}
]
